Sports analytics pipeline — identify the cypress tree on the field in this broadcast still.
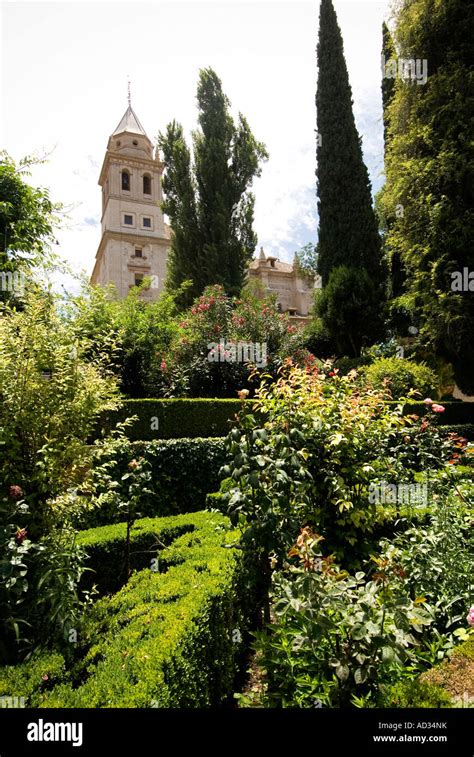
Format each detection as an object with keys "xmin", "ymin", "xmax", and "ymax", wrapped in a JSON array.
[
  {"xmin": 315, "ymin": 0, "xmax": 387, "ymax": 352},
  {"xmin": 159, "ymin": 68, "xmax": 268, "ymax": 308}
]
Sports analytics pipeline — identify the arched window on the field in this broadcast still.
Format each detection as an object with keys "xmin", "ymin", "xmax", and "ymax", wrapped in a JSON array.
[
  {"xmin": 121, "ymin": 170, "xmax": 130, "ymax": 191},
  {"xmin": 143, "ymin": 174, "xmax": 152, "ymax": 195}
]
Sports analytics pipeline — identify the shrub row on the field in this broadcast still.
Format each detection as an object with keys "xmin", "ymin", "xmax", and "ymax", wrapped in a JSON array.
[
  {"xmin": 98, "ymin": 398, "xmax": 474, "ymax": 442},
  {"xmin": 99, "ymin": 398, "xmax": 242, "ymax": 441},
  {"xmin": 0, "ymin": 511, "xmax": 254, "ymax": 708},
  {"xmin": 78, "ymin": 437, "xmax": 227, "ymax": 530}
]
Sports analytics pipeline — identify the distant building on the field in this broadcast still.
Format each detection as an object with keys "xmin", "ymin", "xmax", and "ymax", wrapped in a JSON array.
[
  {"xmin": 248, "ymin": 247, "xmax": 315, "ymax": 324},
  {"xmin": 90, "ymin": 104, "xmax": 170, "ymax": 300},
  {"xmin": 91, "ymin": 104, "xmax": 315, "ymax": 321}
]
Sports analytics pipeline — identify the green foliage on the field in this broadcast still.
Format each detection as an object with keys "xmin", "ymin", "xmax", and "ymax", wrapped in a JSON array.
[
  {"xmin": 0, "ymin": 287, "xmax": 120, "ymax": 537},
  {"xmin": 377, "ymin": 476, "xmax": 474, "ymax": 637},
  {"xmin": 69, "ymin": 281, "xmax": 178, "ymax": 398},
  {"xmin": 315, "ymin": 1, "xmax": 387, "ymax": 351},
  {"xmin": 73, "ymin": 436, "xmax": 227, "ymax": 530},
  {"xmin": 71, "ymin": 283, "xmax": 311, "ymax": 399},
  {"xmin": 362, "ymin": 357, "xmax": 439, "ymax": 400},
  {"xmin": 379, "ymin": 0, "xmax": 474, "ymax": 393},
  {"xmin": 0, "ymin": 650, "xmax": 70, "ymax": 707},
  {"xmin": 442, "ymin": 424, "xmax": 474, "ymax": 442},
  {"xmin": 159, "ymin": 68, "xmax": 268, "ymax": 307},
  {"xmin": 0, "ymin": 287, "xmax": 120, "ymax": 661},
  {"xmin": 316, "ymin": 266, "xmax": 386, "ymax": 357},
  {"xmin": 381, "ymin": 22, "xmax": 397, "ymax": 154},
  {"xmin": 0, "ymin": 512, "xmax": 253, "ymax": 708},
  {"xmin": 160, "ymin": 285, "xmax": 311, "ymax": 397},
  {"xmin": 0, "ymin": 152, "xmax": 60, "ymax": 304},
  {"xmin": 217, "ymin": 363, "xmax": 455, "ymax": 574},
  {"xmin": 380, "ymin": 678, "xmax": 453, "ymax": 708},
  {"xmin": 101, "ymin": 399, "xmax": 242, "ymax": 440},
  {"xmin": 256, "ymin": 528, "xmax": 434, "ymax": 707},
  {"xmin": 0, "ymin": 492, "xmax": 37, "ymax": 660}
]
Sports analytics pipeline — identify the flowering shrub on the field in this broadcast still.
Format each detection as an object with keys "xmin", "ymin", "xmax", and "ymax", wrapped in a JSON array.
[
  {"xmin": 253, "ymin": 527, "xmax": 434, "ymax": 707},
  {"xmin": 218, "ymin": 363, "xmax": 458, "ymax": 575},
  {"xmin": 157, "ymin": 285, "xmax": 315, "ymax": 397}
]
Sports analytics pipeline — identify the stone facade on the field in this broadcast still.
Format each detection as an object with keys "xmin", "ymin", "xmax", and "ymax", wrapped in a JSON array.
[
  {"xmin": 90, "ymin": 105, "xmax": 170, "ymax": 300},
  {"xmin": 248, "ymin": 247, "xmax": 316, "ymax": 324}
]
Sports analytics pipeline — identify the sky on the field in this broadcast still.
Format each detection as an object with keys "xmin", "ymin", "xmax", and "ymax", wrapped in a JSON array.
[{"xmin": 0, "ymin": 0, "xmax": 393, "ymax": 291}]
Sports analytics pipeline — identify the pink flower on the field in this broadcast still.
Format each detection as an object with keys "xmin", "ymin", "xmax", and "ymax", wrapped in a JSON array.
[
  {"xmin": 41, "ymin": 674, "xmax": 49, "ymax": 682},
  {"xmin": 8, "ymin": 485, "xmax": 23, "ymax": 500},
  {"xmin": 467, "ymin": 607, "xmax": 474, "ymax": 627},
  {"xmin": 160, "ymin": 360, "xmax": 167, "ymax": 371},
  {"xmin": 424, "ymin": 398, "xmax": 433, "ymax": 405},
  {"xmin": 431, "ymin": 404, "xmax": 445, "ymax": 413}
]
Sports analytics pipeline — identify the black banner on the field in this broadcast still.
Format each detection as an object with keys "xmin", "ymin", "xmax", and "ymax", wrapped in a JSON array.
[{"xmin": 0, "ymin": 708, "xmax": 471, "ymax": 755}]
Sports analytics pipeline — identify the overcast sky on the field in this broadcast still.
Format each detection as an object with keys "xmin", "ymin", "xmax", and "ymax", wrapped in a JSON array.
[{"xmin": 1, "ymin": 0, "xmax": 392, "ymax": 290}]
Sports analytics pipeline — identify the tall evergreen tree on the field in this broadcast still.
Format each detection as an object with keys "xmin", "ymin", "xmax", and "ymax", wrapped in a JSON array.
[
  {"xmin": 159, "ymin": 68, "xmax": 268, "ymax": 308},
  {"xmin": 315, "ymin": 0, "xmax": 387, "ymax": 353},
  {"xmin": 380, "ymin": 0, "xmax": 474, "ymax": 393}
]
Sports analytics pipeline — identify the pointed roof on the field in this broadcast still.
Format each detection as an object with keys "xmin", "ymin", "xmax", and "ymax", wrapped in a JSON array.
[{"xmin": 112, "ymin": 105, "xmax": 147, "ymax": 137}]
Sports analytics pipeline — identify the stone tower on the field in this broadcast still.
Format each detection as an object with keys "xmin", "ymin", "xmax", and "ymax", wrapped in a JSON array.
[{"xmin": 90, "ymin": 104, "xmax": 170, "ymax": 299}]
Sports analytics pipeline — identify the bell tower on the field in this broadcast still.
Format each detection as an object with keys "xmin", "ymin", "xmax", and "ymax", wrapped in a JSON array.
[{"xmin": 91, "ymin": 101, "xmax": 169, "ymax": 299}]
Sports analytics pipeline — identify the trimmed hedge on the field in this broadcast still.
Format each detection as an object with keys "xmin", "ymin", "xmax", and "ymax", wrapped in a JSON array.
[
  {"xmin": 0, "ymin": 511, "xmax": 253, "ymax": 708},
  {"xmin": 98, "ymin": 398, "xmax": 474, "ymax": 442},
  {"xmin": 399, "ymin": 401, "xmax": 474, "ymax": 426},
  {"xmin": 78, "ymin": 437, "xmax": 227, "ymax": 530},
  {"xmin": 99, "ymin": 398, "xmax": 242, "ymax": 440},
  {"xmin": 439, "ymin": 424, "xmax": 474, "ymax": 441}
]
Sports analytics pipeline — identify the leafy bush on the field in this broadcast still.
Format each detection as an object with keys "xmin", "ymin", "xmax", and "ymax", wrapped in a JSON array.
[
  {"xmin": 254, "ymin": 527, "xmax": 434, "ymax": 707},
  {"xmin": 0, "ymin": 287, "xmax": 120, "ymax": 537},
  {"xmin": 377, "ymin": 476, "xmax": 474, "ymax": 637},
  {"xmin": 0, "ymin": 512, "xmax": 255, "ymax": 708},
  {"xmin": 362, "ymin": 357, "xmax": 438, "ymax": 400},
  {"xmin": 0, "ymin": 288, "xmax": 120, "ymax": 662},
  {"xmin": 217, "ymin": 363, "xmax": 458, "ymax": 575}
]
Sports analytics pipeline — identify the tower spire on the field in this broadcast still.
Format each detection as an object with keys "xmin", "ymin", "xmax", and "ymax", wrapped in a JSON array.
[{"xmin": 127, "ymin": 75, "xmax": 131, "ymax": 106}]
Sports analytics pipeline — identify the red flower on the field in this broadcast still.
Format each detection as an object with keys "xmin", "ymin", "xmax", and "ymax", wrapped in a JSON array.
[
  {"xmin": 431, "ymin": 404, "xmax": 445, "ymax": 413},
  {"xmin": 15, "ymin": 527, "xmax": 27, "ymax": 545},
  {"xmin": 9, "ymin": 485, "xmax": 24, "ymax": 500},
  {"xmin": 160, "ymin": 360, "xmax": 167, "ymax": 371},
  {"xmin": 328, "ymin": 371, "xmax": 335, "ymax": 377}
]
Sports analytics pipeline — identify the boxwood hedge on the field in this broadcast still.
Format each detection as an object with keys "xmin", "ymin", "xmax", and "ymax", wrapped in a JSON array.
[
  {"xmin": 99, "ymin": 398, "xmax": 242, "ymax": 441},
  {"xmin": 80, "ymin": 437, "xmax": 228, "ymax": 529},
  {"xmin": 98, "ymin": 398, "xmax": 474, "ymax": 442},
  {"xmin": 0, "ymin": 511, "xmax": 254, "ymax": 708}
]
